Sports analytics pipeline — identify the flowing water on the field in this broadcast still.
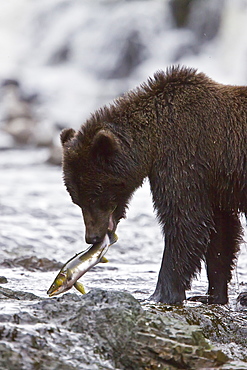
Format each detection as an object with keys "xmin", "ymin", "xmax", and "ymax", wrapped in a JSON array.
[
  {"xmin": 1, "ymin": 148, "xmax": 247, "ymax": 306},
  {"xmin": 1, "ymin": 148, "xmax": 247, "ymax": 370}
]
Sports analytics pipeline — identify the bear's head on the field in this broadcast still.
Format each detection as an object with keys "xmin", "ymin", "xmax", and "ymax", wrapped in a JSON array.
[{"xmin": 60, "ymin": 126, "xmax": 138, "ymax": 244}]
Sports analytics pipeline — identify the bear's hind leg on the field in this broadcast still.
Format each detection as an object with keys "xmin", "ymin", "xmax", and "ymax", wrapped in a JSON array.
[{"xmin": 205, "ymin": 210, "xmax": 242, "ymax": 304}]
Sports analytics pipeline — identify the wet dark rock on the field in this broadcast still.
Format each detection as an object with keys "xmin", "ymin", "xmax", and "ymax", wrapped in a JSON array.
[
  {"xmin": 150, "ymin": 302, "xmax": 247, "ymax": 365},
  {"xmin": 0, "ymin": 343, "xmax": 23, "ymax": 370},
  {"xmin": 106, "ymin": 30, "xmax": 147, "ymax": 79},
  {"xmin": 0, "ymin": 79, "xmax": 56, "ymax": 150},
  {"xmin": 184, "ymin": 305, "xmax": 247, "ymax": 346},
  {"xmin": 0, "ymin": 288, "xmax": 237, "ymax": 370},
  {"xmin": 46, "ymin": 143, "xmax": 62, "ymax": 165},
  {"xmin": 0, "ymin": 276, "xmax": 8, "ymax": 284},
  {"xmin": 237, "ymin": 292, "xmax": 247, "ymax": 306},
  {"xmin": 170, "ymin": 0, "xmax": 225, "ymax": 50},
  {"xmin": 0, "ymin": 256, "xmax": 63, "ymax": 272},
  {"xmin": 0, "ymin": 287, "xmax": 40, "ymax": 301},
  {"xmin": 188, "ymin": 0, "xmax": 225, "ymax": 43},
  {"xmin": 0, "ymin": 80, "xmax": 36, "ymax": 145},
  {"xmin": 170, "ymin": 0, "xmax": 194, "ymax": 28},
  {"xmin": 49, "ymin": 44, "xmax": 71, "ymax": 65}
]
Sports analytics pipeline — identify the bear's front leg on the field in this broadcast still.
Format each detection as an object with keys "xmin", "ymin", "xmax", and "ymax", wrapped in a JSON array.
[
  {"xmin": 150, "ymin": 211, "xmax": 213, "ymax": 305},
  {"xmin": 150, "ymin": 243, "xmax": 186, "ymax": 304},
  {"xmin": 148, "ymin": 165, "xmax": 214, "ymax": 304}
]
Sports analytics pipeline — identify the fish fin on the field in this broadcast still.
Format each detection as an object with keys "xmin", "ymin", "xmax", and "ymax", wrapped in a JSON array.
[
  {"xmin": 109, "ymin": 232, "xmax": 118, "ymax": 245},
  {"xmin": 100, "ymin": 256, "xmax": 108, "ymax": 263},
  {"xmin": 74, "ymin": 281, "xmax": 86, "ymax": 295}
]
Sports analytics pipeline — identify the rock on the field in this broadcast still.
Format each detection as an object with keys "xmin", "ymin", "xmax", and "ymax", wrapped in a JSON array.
[
  {"xmin": 49, "ymin": 44, "xmax": 71, "ymax": 65},
  {"xmin": 0, "ymin": 287, "xmax": 40, "ymax": 301},
  {"xmin": 170, "ymin": 0, "xmax": 194, "ymax": 28},
  {"xmin": 0, "ymin": 288, "xmax": 234, "ymax": 370},
  {"xmin": 0, "ymin": 131, "xmax": 15, "ymax": 150},
  {"xmin": 3, "ymin": 117, "xmax": 35, "ymax": 145},
  {"xmin": 187, "ymin": 0, "xmax": 225, "ymax": 43},
  {"xmin": 1, "ymin": 81, "xmax": 36, "ymax": 145},
  {"xmin": 46, "ymin": 143, "xmax": 62, "ymax": 165},
  {"xmin": 0, "ymin": 256, "xmax": 63, "ymax": 272},
  {"xmin": 170, "ymin": 0, "xmax": 224, "ymax": 53},
  {"xmin": 173, "ymin": 304, "xmax": 247, "ymax": 346},
  {"xmin": 150, "ymin": 302, "xmax": 247, "ymax": 367},
  {"xmin": 0, "ymin": 276, "xmax": 8, "ymax": 284},
  {"xmin": 106, "ymin": 30, "xmax": 147, "ymax": 79},
  {"xmin": 237, "ymin": 292, "xmax": 247, "ymax": 306}
]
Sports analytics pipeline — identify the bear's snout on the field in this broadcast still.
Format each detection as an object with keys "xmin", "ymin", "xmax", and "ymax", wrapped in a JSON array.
[
  {"xmin": 84, "ymin": 218, "xmax": 109, "ymax": 245},
  {"xmin": 83, "ymin": 208, "xmax": 114, "ymax": 245},
  {"xmin": 85, "ymin": 233, "xmax": 104, "ymax": 244}
]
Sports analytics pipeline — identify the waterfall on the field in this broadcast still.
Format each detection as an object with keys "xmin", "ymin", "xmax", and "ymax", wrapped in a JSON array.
[{"xmin": 1, "ymin": 0, "xmax": 247, "ymax": 135}]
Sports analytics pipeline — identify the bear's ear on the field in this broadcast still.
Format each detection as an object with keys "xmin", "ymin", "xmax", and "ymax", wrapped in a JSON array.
[
  {"xmin": 60, "ymin": 128, "xmax": 76, "ymax": 146},
  {"xmin": 91, "ymin": 129, "xmax": 120, "ymax": 159}
]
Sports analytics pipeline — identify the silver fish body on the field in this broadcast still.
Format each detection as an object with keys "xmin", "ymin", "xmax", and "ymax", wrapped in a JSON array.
[{"xmin": 47, "ymin": 231, "xmax": 117, "ymax": 297}]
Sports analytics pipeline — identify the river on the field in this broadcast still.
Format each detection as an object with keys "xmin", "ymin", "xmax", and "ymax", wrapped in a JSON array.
[
  {"xmin": 1, "ymin": 147, "xmax": 247, "ymax": 369},
  {"xmin": 1, "ymin": 147, "xmax": 247, "ymax": 306}
]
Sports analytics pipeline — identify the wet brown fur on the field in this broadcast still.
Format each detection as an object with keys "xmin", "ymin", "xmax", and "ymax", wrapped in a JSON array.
[{"xmin": 61, "ymin": 66, "xmax": 247, "ymax": 304}]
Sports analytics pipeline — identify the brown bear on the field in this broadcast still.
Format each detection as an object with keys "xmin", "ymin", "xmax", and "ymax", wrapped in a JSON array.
[{"xmin": 60, "ymin": 66, "xmax": 247, "ymax": 305}]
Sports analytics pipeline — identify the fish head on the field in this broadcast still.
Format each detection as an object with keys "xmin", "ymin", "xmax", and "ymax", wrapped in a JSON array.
[{"xmin": 47, "ymin": 271, "xmax": 72, "ymax": 297}]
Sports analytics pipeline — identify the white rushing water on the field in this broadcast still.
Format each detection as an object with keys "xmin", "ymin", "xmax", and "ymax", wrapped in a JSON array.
[
  {"xmin": 0, "ymin": 147, "xmax": 246, "ymax": 305},
  {"xmin": 1, "ymin": 0, "xmax": 247, "ymax": 128}
]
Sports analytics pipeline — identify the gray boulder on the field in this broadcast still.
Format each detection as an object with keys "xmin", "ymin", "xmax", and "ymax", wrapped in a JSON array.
[{"xmin": 0, "ymin": 287, "xmax": 245, "ymax": 369}]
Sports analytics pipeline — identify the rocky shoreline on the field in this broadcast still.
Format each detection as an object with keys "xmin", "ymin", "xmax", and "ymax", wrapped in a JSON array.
[{"xmin": 0, "ymin": 287, "xmax": 246, "ymax": 369}]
